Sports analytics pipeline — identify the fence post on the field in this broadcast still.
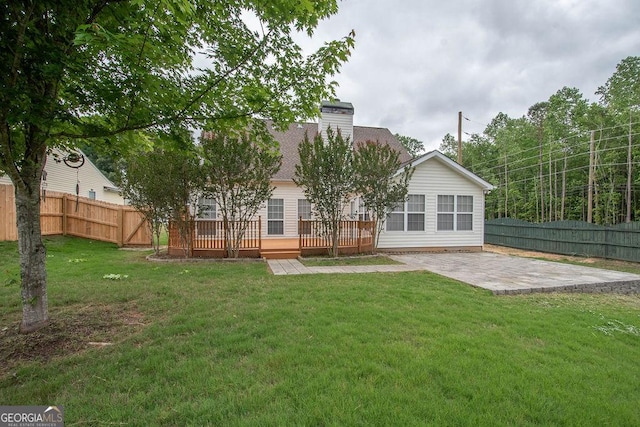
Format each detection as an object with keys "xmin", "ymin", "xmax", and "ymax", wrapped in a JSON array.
[
  {"xmin": 62, "ymin": 194, "xmax": 67, "ymax": 236},
  {"xmin": 357, "ymin": 220, "xmax": 362, "ymax": 253},
  {"xmin": 116, "ymin": 207, "xmax": 124, "ymax": 247}
]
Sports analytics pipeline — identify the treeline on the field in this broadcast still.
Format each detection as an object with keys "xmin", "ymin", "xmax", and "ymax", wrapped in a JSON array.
[{"xmin": 440, "ymin": 56, "xmax": 640, "ymax": 225}]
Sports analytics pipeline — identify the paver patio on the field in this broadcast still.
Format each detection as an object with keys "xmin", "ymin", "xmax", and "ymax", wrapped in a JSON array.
[{"xmin": 267, "ymin": 252, "xmax": 640, "ymax": 295}]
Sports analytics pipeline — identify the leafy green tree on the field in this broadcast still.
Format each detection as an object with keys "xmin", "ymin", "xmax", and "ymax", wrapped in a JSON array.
[
  {"xmin": 597, "ymin": 56, "xmax": 640, "ymax": 223},
  {"xmin": 77, "ymin": 142, "xmax": 122, "ymax": 183},
  {"xmin": 439, "ymin": 133, "xmax": 458, "ymax": 160},
  {"xmin": 200, "ymin": 123, "xmax": 282, "ymax": 258},
  {"xmin": 294, "ymin": 127, "xmax": 355, "ymax": 257},
  {"xmin": 119, "ymin": 131, "xmax": 202, "ymax": 255},
  {"xmin": 597, "ymin": 56, "xmax": 640, "ymax": 112},
  {"xmin": 0, "ymin": 0, "xmax": 354, "ymax": 332},
  {"xmin": 395, "ymin": 134, "xmax": 425, "ymax": 158},
  {"xmin": 353, "ymin": 141, "xmax": 413, "ymax": 250}
]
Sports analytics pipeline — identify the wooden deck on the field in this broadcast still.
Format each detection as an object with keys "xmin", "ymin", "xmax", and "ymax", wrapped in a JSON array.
[
  {"xmin": 261, "ymin": 238, "xmax": 299, "ymax": 250},
  {"xmin": 168, "ymin": 220, "xmax": 374, "ymax": 259},
  {"xmin": 260, "ymin": 238, "xmax": 301, "ymax": 260}
]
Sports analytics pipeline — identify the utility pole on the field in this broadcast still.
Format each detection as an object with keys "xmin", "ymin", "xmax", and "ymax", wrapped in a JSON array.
[
  {"xmin": 587, "ymin": 130, "xmax": 595, "ymax": 223},
  {"xmin": 626, "ymin": 110, "xmax": 633, "ymax": 223},
  {"xmin": 457, "ymin": 111, "xmax": 462, "ymax": 164}
]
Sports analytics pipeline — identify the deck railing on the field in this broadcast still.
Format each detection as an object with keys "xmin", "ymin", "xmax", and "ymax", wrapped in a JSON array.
[
  {"xmin": 299, "ymin": 219, "xmax": 374, "ymax": 252},
  {"xmin": 168, "ymin": 217, "xmax": 374, "ymax": 257},
  {"xmin": 168, "ymin": 217, "xmax": 261, "ymax": 256}
]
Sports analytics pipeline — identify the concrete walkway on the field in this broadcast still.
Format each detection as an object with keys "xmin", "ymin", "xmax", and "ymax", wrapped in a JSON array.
[
  {"xmin": 267, "ymin": 258, "xmax": 423, "ymax": 275},
  {"xmin": 266, "ymin": 253, "xmax": 640, "ymax": 295}
]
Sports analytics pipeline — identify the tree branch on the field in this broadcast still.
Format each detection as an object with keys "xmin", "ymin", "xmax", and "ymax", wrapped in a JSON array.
[{"xmin": 50, "ymin": 25, "xmax": 278, "ymax": 140}]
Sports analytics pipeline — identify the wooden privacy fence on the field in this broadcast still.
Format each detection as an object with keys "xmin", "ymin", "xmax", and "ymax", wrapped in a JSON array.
[
  {"xmin": 0, "ymin": 184, "xmax": 151, "ymax": 246},
  {"xmin": 485, "ymin": 218, "xmax": 640, "ymax": 262}
]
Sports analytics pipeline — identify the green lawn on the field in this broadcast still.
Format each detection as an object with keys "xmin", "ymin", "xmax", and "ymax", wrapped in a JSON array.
[{"xmin": 1, "ymin": 237, "xmax": 639, "ymax": 426}]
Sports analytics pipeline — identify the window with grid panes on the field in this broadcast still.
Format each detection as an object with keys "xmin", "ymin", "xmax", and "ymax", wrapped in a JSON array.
[
  {"xmin": 267, "ymin": 198, "xmax": 284, "ymax": 235},
  {"xmin": 196, "ymin": 198, "xmax": 217, "ymax": 236},
  {"xmin": 437, "ymin": 195, "xmax": 455, "ymax": 230},
  {"xmin": 385, "ymin": 202, "xmax": 405, "ymax": 231},
  {"xmin": 298, "ymin": 199, "xmax": 312, "ymax": 234},
  {"xmin": 456, "ymin": 195, "xmax": 473, "ymax": 231},
  {"xmin": 437, "ymin": 195, "xmax": 473, "ymax": 231},
  {"xmin": 407, "ymin": 194, "xmax": 425, "ymax": 231}
]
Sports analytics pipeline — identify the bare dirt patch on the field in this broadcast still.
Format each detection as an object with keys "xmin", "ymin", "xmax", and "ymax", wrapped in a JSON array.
[
  {"xmin": 0, "ymin": 304, "xmax": 145, "ymax": 378},
  {"xmin": 484, "ymin": 244, "xmax": 640, "ymax": 272}
]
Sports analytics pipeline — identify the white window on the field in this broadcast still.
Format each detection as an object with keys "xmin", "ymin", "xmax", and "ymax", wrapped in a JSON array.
[
  {"xmin": 358, "ymin": 198, "xmax": 370, "ymax": 221},
  {"xmin": 350, "ymin": 198, "xmax": 370, "ymax": 220},
  {"xmin": 386, "ymin": 202, "xmax": 405, "ymax": 231},
  {"xmin": 268, "ymin": 198, "xmax": 284, "ymax": 235},
  {"xmin": 437, "ymin": 195, "xmax": 473, "ymax": 231},
  {"xmin": 407, "ymin": 195, "xmax": 425, "ymax": 231},
  {"xmin": 198, "ymin": 198, "xmax": 217, "ymax": 219},
  {"xmin": 196, "ymin": 197, "xmax": 217, "ymax": 236},
  {"xmin": 385, "ymin": 194, "xmax": 425, "ymax": 231},
  {"xmin": 298, "ymin": 199, "xmax": 312, "ymax": 220},
  {"xmin": 457, "ymin": 195, "xmax": 474, "ymax": 231}
]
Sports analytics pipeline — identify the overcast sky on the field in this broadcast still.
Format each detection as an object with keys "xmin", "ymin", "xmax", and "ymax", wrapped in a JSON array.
[{"xmin": 296, "ymin": 0, "xmax": 640, "ymax": 151}]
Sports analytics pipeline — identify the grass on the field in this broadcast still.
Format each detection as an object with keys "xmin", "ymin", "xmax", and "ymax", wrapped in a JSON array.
[
  {"xmin": 299, "ymin": 254, "xmax": 402, "ymax": 267},
  {"xmin": 1, "ymin": 237, "xmax": 639, "ymax": 426}
]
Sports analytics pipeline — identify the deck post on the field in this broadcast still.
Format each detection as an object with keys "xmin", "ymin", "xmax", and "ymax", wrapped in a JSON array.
[
  {"xmin": 298, "ymin": 216, "xmax": 302, "ymax": 251},
  {"xmin": 258, "ymin": 216, "xmax": 262, "ymax": 254}
]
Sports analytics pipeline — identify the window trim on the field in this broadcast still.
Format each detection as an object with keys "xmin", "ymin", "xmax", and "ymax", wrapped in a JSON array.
[
  {"xmin": 297, "ymin": 198, "xmax": 312, "ymax": 220},
  {"xmin": 385, "ymin": 194, "xmax": 425, "ymax": 232},
  {"xmin": 298, "ymin": 199, "xmax": 312, "ymax": 235},
  {"xmin": 437, "ymin": 194, "xmax": 474, "ymax": 232},
  {"xmin": 406, "ymin": 194, "xmax": 425, "ymax": 231},
  {"xmin": 197, "ymin": 197, "xmax": 217, "ymax": 220},
  {"xmin": 267, "ymin": 198, "xmax": 285, "ymax": 235}
]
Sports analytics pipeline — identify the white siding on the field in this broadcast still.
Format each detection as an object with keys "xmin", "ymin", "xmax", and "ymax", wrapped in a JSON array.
[
  {"xmin": 0, "ymin": 149, "xmax": 124, "ymax": 204},
  {"xmin": 256, "ymin": 181, "xmax": 307, "ymax": 239},
  {"xmin": 378, "ymin": 157, "xmax": 487, "ymax": 249},
  {"xmin": 319, "ymin": 112, "xmax": 354, "ymax": 142}
]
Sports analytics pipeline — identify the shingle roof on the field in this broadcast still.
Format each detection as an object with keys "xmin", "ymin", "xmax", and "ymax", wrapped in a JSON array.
[{"xmin": 266, "ymin": 120, "xmax": 412, "ymax": 181}]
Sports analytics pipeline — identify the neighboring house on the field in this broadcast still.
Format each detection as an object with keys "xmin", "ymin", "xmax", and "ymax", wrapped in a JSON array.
[
  {"xmin": 199, "ymin": 100, "xmax": 494, "ymax": 252},
  {"xmin": 0, "ymin": 148, "xmax": 124, "ymax": 204}
]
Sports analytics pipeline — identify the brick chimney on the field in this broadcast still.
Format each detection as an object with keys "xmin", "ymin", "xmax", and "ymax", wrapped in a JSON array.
[{"xmin": 318, "ymin": 100, "xmax": 354, "ymax": 142}]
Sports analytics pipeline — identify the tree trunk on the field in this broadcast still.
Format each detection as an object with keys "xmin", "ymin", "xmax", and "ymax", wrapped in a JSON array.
[{"xmin": 15, "ymin": 167, "xmax": 49, "ymax": 333}]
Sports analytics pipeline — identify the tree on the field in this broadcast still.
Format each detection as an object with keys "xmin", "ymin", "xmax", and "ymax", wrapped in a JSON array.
[
  {"xmin": 353, "ymin": 141, "xmax": 413, "ymax": 250},
  {"xmin": 77, "ymin": 142, "xmax": 122, "ymax": 183},
  {"xmin": 200, "ymin": 123, "xmax": 282, "ymax": 258},
  {"xmin": 0, "ymin": 0, "xmax": 354, "ymax": 332},
  {"xmin": 597, "ymin": 56, "xmax": 640, "ymax": 223},
  {"xmin": 118, "ymin": 131, "xmax": 202, "ymax": 255},
  {"xmin": 395, "ymin": 134, "xmax": 425, "ymax": 158},
  {"xmin": 439, "ymin": 133, "xmax": 458, "ymax": 160},
  {"xmin": 294, "ymin": 127, "xmax": 355, "ymax": 257}
]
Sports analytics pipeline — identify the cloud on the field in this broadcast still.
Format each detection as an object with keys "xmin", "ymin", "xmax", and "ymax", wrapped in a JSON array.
[{"xmin": 297, "ymin": 0, "xmax": 639, "ymax": 150}]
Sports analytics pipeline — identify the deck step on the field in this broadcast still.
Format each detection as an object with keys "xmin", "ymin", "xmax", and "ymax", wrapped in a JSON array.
[{"xmin": 261, "ymin": 249, "xmax": 301, "ymax": 260}]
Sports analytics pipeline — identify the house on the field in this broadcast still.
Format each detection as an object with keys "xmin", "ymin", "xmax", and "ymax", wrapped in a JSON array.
[
  {"xmin": 377, "ymin": 150, "xmax": 494, "ymax": 252},
  {"xmin": 0, "ymin": 148, "xmax": 124, "ymax": 205},
  {"xmin": 190, "ymin": 100, "xmax": 494, "ymax": 257}
]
